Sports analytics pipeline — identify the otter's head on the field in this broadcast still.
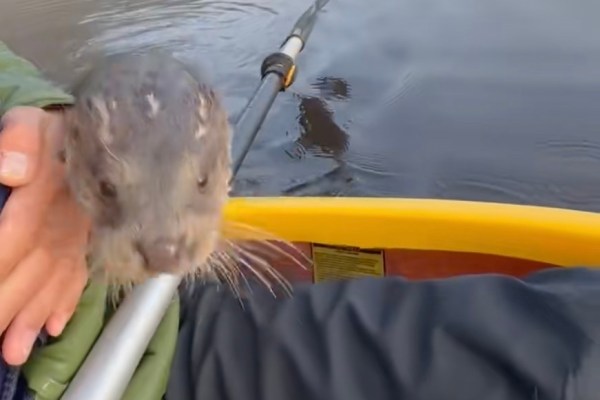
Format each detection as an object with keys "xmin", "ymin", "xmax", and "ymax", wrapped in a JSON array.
[{"xmin": 63, "ymin": 53, "xmax": 231, "ymax": 284}]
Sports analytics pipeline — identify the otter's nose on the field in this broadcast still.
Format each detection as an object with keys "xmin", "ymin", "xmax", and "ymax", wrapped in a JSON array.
[{"xmin": 136, "ymin": 237, "xmax": 184, "ymax": 273}]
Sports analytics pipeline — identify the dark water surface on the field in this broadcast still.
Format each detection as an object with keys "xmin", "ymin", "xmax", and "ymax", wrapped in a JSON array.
[{"xmin": 2, "ymin": 0, "xmax": 600, "ymax": 211}]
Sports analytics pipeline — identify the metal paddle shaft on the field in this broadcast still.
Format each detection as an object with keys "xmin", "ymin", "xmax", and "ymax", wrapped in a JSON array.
[
  {"xmin": 232, "ymin": 0, "xmax": 329, "ymax": 176},
  {"xmin": 58, "ymin": 1, "xmax": 330, "ymax": 399}
]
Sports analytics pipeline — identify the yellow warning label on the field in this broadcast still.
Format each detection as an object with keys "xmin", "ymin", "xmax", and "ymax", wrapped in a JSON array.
[{"xmin": 311, "ymin": 243, "xmax": 385, "ymax": 283}]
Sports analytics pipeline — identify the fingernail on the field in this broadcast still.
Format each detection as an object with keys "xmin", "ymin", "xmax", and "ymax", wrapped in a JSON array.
[
  {"xmin": 47, "ymin": 314, "xmax": 67, "ymax": 337},
  {"xmin": 20, "ymin": 329, "xmax": 38, "ymax": 358},
  {"xmin": 0, "ymin": 151, "xmax": 28, "ymax": 180}
]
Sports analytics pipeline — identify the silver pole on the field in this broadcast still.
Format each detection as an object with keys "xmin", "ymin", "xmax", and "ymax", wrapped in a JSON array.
[
  {"xmin": 280, "ymin": 36, "xmax": 303, "ymax": 58},
  {"xmin": 61, "ymin": 275, "xmax": 181, "ymax": 400}
]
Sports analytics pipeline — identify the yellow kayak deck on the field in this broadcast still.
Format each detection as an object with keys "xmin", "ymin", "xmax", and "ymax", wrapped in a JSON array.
[{"xmin": 222, "ymin": 197, "xmax": 600, "ymax": 282}]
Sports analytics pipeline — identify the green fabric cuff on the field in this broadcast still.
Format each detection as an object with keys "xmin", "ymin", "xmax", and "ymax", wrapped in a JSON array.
[
  {"xmin": 21, "ymin": 282, "xmax": 108, "ymax": 400},
  {"xmin": 22, "ymin": 283, "xmax": 180, "ymax": 400},
  {"xmin": 0, "ymin": 42, "xmax": 73, "ymax": 115}
]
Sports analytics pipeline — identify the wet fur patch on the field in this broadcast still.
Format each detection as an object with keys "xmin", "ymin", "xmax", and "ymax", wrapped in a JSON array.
[
  {"xmin": 65, "ymin": 52, "xmax": 234, "ymax": 287},
  {"xmin": 145, "ymin": 92, "xmax": 160, "ymax": 117}
]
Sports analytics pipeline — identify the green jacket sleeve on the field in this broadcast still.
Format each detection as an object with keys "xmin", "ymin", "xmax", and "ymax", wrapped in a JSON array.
[
  {"xmin": 0, "ymin": 40, "xmax": 180, "ymax": 400},
  {"xmin": 22, "ymin": 284, "xmax": 180, "ymax": 400},
  {"xmin": 0, "ymin": 41, "xmax": 74, "ymax": 114}
]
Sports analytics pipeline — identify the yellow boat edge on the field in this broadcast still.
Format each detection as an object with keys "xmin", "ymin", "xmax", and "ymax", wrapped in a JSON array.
[{"xmin": 222, "ymin": 196, "xmax": 600, "ymax": 268}]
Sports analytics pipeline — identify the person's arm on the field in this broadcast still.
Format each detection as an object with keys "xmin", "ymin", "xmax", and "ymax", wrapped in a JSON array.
[
  {"xmin": 169, "ymin": 267, "xmax": 600, "ymax": 400},
  {"xmin": 0, "ymin": 42, "xmax": 104, "ymax": 399},
  {"xmin": 0, "ymin": 42, "xmax": 73, "ymax": 114}
]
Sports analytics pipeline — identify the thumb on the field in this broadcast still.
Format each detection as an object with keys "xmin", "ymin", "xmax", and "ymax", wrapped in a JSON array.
[{"xmin": 0, "ymin": 106, "xmax": 45, "ymax": 187}]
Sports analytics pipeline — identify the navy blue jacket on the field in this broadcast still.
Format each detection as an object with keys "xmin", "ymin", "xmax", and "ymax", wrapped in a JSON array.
[{"xmin": 167, "ymin": 267, "xmax": 600, "ymax": 400}]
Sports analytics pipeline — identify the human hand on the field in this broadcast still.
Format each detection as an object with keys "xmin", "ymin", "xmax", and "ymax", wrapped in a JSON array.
[{"xmin": 0, "ymin": 106, "xmax": 90, "ymax": 366}]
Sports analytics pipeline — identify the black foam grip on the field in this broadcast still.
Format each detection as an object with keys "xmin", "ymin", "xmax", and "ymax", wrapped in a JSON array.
[{"xmin": 260, "ymin": 52, "xmax": 295, "ymax": 89}]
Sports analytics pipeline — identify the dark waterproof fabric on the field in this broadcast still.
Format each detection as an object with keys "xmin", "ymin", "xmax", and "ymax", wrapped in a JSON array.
[
  {"xmin": 0, "ymin": 364, "xmax": 29, "ymax": 400},
  {"xmin": 166, "ymin": 267, "xmax": 600, "ymax": 400},
  {"xmin": 0, "ymin": 333, "xmax": 47, "ymax": 400}
]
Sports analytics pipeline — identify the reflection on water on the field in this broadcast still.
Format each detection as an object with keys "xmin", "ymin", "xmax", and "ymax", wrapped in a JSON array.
[
  {"xmin": 281, "ymin": 77, "xmax": 352, "ymax": 196},
  {"xmin": 2, "ymin": 0, "xmax": 600, "ymax": 211},
  {"xmin": 288, "ymin": 77, "xmax": 351, "ymax": 159}
]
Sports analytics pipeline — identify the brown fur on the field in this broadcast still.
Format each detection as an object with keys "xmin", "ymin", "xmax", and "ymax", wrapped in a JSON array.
[{"xmin": 62, "ymin": 52, "xmax": 232, "ymax": 286}]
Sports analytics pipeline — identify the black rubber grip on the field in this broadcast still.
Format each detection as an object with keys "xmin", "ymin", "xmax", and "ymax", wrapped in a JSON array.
[{"xmin": 260, "ymin": 52, "xmax": 296, "ymax": 90}]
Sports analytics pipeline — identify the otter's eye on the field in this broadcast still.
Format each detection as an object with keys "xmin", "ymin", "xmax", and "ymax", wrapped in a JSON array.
[
  {"xmin": 197, "ymin": 176, "xmax": 208, "ymax": 190},
  {"xmin": 99, "ymin": 180, "xmax": 117, "ymax": 198}
]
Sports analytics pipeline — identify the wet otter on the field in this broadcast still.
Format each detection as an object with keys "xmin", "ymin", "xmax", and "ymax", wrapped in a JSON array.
[{"xmin": 61, "ymin": 52, "xmax": 232, "ymax": 286}]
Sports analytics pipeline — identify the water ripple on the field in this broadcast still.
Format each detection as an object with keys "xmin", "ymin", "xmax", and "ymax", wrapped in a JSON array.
[
  {"xmin": 75, "ymin": 0, "xmax": 281, "ymax": 71},
  {"xmin": 4, "ymin": 0, "xmax": 600, "ymax": 210},
  {"xmin": 536, "ymin": 139, "xmax": 600, "ymax": 162}
]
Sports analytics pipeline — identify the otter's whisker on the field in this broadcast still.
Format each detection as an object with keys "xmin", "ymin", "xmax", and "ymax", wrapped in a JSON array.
[
  {"xmin": 222, "ymin": 242, "xmax": 277, "ymax": 295},
  {"xmin": 224, "ymin": 239, "xmax": 293, "ymax": 297},
  {"xmin": 223, "ymin": 221, "xmax": 312, "ymax": 268},
  {"xmin": 224, "ymin": 251, "xmax": 253, "ymax": 293},
  {"xmin": 213, "ymin": 250, "xmax": 253, "ymax": 296},
  {"xmin": 208, "ymin": 251, "xmax": 249, "ymax": 308},
  {"xmin": 106, "ymin": 279, "xmax": 135, "ymax": 310},
  {"xmin": 210, "ymin": 257, "xmax": 243, "ymax": 302},
  {"xmin": 237, "ymin": 239, "xmax": 311, "ymax": 271}
]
